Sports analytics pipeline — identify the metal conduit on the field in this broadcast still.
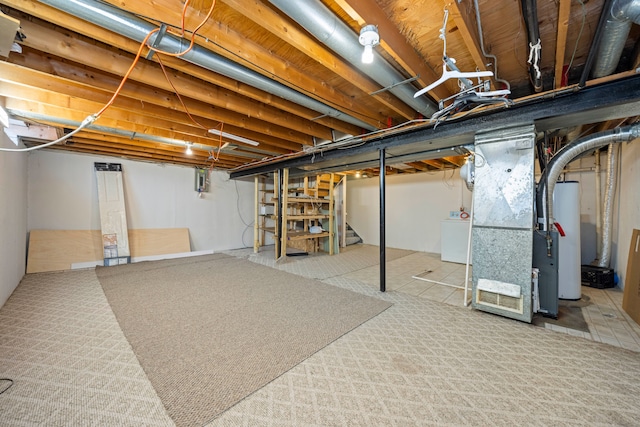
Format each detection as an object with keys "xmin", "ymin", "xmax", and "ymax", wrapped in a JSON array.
[
  {"xmin": 268, "ymin": 0, "xmax": 438, "ymax": 118},
  {"xmin": 39, "ymin": 0, "xmax": 377, "ymax": 132},
  {"xmin": 538, "ymin": 124, "xmax": 640, "ymax": 233}
]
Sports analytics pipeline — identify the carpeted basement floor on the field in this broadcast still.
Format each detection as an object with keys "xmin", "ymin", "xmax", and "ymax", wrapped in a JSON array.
[{"xmin": 1, "ymin": 244, "xmax": 640, "ymax": 426}]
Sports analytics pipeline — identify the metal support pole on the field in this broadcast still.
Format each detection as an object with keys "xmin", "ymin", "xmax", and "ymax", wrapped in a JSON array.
[
  {"xmin": 379, "ymin": 149, "xmax": 386, "ymax": 292},
  {"xmin": 276, "ymin": 169, "xmax": 283, "ymax": 259}
]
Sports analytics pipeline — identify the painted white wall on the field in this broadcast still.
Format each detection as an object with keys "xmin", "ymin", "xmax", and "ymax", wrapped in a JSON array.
[
  {"xmin": 615, "ymin": 141, "xmax": 640, "ymax": 289},
  {"xmin": 347, "ymin": 169, "xmax": 472, "ymax": 253},
  {"xmin": 28, "ymin": 151, "xmax": 255, "ymax": 252},
  {"xmin": 0, "ymin": 131, "xmax": 28, "ymax": 308},
  {"xmin": 347, "ymin": 147, "xmax": 640, "ymax": 290}
]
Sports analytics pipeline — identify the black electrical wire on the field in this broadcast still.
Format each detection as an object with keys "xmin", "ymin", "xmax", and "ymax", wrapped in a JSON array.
[
  {"xmin": 579, "ymin": 0, "xmax": 614, "ymax": 88},
  {"xmin": 0, "ymin": 379, "xmax": 14, "ymax": 395}
]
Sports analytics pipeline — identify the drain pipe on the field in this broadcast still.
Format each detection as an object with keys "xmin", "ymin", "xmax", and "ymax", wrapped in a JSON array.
[
  {"xmin": 592, "ymin": 0, "xmax": 640, "ymax": 78},
  {"xmin": 267, "ymin": 0, "xmax": 438, "ymax": 118},
  {"xmin": 520, "ymin": 0, "xmax": 544, "ymax": 92},
  {"xmin": 600, "ymin": 143, "xmax": 620, "ymax": 267},
  {"xmin": 538, "ymin": 124, "xmax": 640, "ymax": 233},
  {"xmin": 39, "ymin": 0, "xmax": 377, "ymax": 132}
]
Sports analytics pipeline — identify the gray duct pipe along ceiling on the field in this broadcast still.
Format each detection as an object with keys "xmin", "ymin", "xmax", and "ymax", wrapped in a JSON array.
[
  {"xmin": 592, "ymin": 0, "xmax": 640, "ymax": 78},
  {"xmin": 39, "ymin": 0, "xmax": 378, "ymax": 132},
  {"xmin": 268, "ymin": 0, "xmax": 439, "ymax": 118}
]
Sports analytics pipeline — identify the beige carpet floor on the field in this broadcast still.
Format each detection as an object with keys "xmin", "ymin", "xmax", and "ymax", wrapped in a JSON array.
[
  {"xmin": 1, "ymin": 245, "xmax": 640, "ymax": 426},
  {"xmin": 95, "ymin": 253, "xmax": 391, "ymax": 426}
]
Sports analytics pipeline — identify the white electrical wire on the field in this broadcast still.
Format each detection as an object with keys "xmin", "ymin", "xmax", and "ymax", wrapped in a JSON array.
[
  {"xmin": 527, "ymin": 38, "xmax": 542, "ymax": 80},
  {"xmin": 0, "ymin": 114, "xmax": 97, "ymax": 152}
]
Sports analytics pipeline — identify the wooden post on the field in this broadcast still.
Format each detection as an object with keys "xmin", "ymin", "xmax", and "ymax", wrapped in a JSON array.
[
  {"xmin": 281, "ymin": 168, "xmax": 290, "ymax": 259},
  {"xmin": 274, "ymin": 171, "xmax": 280, "ymax": 260},
  {"xmin": 254, "ymin": 175, "xmax": 259, "ymax": 253},
  {"xmin": 329, "ymin": 173, "xmax": 335, "ymax": 255}
]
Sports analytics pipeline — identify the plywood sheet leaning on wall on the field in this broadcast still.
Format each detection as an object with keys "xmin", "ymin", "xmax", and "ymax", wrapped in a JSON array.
[
  {"xmin": 622, "ymin": 229, "xmax": 640, "ymax": 326},
  {"xmin": 27, "ymin": 228, "xmax": 191, "ymax": 273}
]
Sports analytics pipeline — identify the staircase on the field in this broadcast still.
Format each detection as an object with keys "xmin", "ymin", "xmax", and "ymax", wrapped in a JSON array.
[{"xmin": 345, "ymin": 223, "xmax": 362, "ymax": 246}]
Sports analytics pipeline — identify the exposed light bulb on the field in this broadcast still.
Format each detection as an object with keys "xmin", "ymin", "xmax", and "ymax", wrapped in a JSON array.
[
  {"xmin": 359, "ymin": 24, "xmax": 379, "ymax": 64},
  {"xmin": 355, "ymin": 171, "xmax": 361, "ymax": 178},
  {"xmin": 362, "ymin": 44, "xmax": 374, "ymax": 64},
  {"xmin": 185, "ymin": 143, "xmax": 193, "ymax": 155}
]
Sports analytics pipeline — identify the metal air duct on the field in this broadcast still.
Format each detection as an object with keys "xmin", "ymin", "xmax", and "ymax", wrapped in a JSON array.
[
  {"xmin": 538, "ymin": 123, "xmax": 640, "ymax": 232},
  {"xmin": 599, "ymin": 143, "xmax": 619, "ymax": 268},
  {"xmin": 592, "ymin": 0, "xmax": 640, "ymax": 78},
  {"xmin": 39, "ymin": 0, "xmax": 376, "ymax": 132},
  {"xmin": 267, "ymin": 0, "xmax": 438, "ymax": 118}
]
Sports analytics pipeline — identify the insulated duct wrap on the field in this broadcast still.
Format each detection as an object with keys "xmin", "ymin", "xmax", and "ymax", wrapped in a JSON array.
[
  {"xmin": 592, "ymin": 0, "xmax": 640, "ymax": 78},
  {"xmin": 600, "ymin": 143, "xmax": 619, "ymax": 267},
  {"xmin": 267, "ymin": 0, "xmax": 438, "ymax": 117},
  {"xmin": 539, "ymin": 124, "xmax": 640, "ymax": 232}
]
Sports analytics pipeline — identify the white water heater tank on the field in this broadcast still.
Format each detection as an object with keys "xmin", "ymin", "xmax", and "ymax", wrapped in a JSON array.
[{"xmin": 554, "ymin": 181, "xmax": 582, "ymax": 300}]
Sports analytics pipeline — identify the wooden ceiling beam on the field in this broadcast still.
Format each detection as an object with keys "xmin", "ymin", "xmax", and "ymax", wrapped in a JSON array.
[
  {"xmin": 4, "ymin": 98, "xmax": 291, "ymax": 157},
  {"xmin": 75, "ymin": 130, "xmax": 266, "ymax": 163},
  {"xmin": 11, "ymin": 17, "xmax": 330, "ymax": 142},
  {"xmin": 67, "ymin": 138, "xmax": 244, "ymax": 168},
  {"xmin": 0, "ymin": 82, "xmax": 294, "ymax": 155},
  {"xmin": 10, "ymin": 17, "xmax": 331, "ymax": 143},
  {"xmin": 448, "ymin": 0, "xmax": 494, "ymax": 85},
  {"xmin": 114, "ymin": 0, "xmax": 397, "ymax": 125},
  {"xmin": 441, "ymin": 156, "xmax": 466, "ymax": 167},
  {"xmin": 420, "ymin": 159, "xmax": 444, "ymax": 169},
  {"xmin": 219, "ymin": 0, "xmax": 416, "ymax": 120},
  {"xmin": 0, "ymin": 60, "xmax": 301, "ymax": 152},
  {"xmin": 7, "ymin": 52, "xmax": 307, "ymax": 151},
  {"xmin": 406, "ymin": 161, "xmax": 429, "ymax": 171},
  {"xmin": 332, "ymin": 0, "xmax": 450, "ymax": 102},
  {"xmin": 71, "ymin": 134, "xmax": 248, "ymax": 165},
  {"xmin": 3, "ymin": 0, "xmax": 367, "ymax": 135},
  {"xmin": 554, "ymin": 0, "xmax": 572, "ymax": 89},
  {"xmin": 43, "ymin": 143, "xmax": 237, "ymax": 168}
]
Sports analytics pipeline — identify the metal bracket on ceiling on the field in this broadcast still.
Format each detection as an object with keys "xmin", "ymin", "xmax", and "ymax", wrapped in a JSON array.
[
  {"xmin": 310, "ymin": 114, "xmax": 328, "ymax": 121},
  {"xmin": 369, "ymin": 75, "xmax": 420, "ymax": 96},
  {"xmin": 145, "ymin": 23, "xmax": 168, "ymax": 60}
]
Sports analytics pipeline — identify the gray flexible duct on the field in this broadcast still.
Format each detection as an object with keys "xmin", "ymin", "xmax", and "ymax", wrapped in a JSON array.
[
  {"xmin": 600, "ymin": 143, "xmax": 619, "ymax": 267},
  {"xmin": 592, "ymin": 0, "xmax": 640, "ymax": 78},
  {"xmin": 39, "ymin": 0, "xmax": 377, "ymax": 131},
  {"xmin": 540, "ymin": 124, "xmax": 640, "ymax": 232},
  {"xmin": 268, "ymin": 0, "xmax": 438, "ymax": 118}
]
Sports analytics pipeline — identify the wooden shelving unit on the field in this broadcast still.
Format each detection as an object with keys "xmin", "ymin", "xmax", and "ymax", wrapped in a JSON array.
[{"xmin": 254, "ymin": 169, "xmax": 335, "ymax": 259}]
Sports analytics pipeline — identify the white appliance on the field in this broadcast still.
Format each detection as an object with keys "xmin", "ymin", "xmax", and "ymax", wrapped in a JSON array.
[
  {"xmin": 441, "ymin": 219, "xmax": 471, "ymax": 264},
  {"xmin": 554, "ymin": 181, "xmax": 581, "ymax": 300}
]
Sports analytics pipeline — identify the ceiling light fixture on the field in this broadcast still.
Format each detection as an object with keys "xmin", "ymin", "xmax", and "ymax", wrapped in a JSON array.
[
  {"xmin": 358, "ymin": 25, "xmax": 379, "ymax": 64},
  {"xmin": 208, "ymin": 129, "xmax": 260, "ymax": 146},
  {"xmin": 185, "ymin": 141, "xmax": 193, "ymax": 155}
]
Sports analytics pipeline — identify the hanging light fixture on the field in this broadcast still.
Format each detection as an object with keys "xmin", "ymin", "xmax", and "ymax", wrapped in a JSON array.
[
  {"xmin": 358, "ymin": 25, "xmax": 379, "ymax": 64},
  {"xmin": 208, "ymin": 129, "xmax": 259, "ymax": 146},
  {"xmin": 185, "ymin": 141, "xmax": 193, "ymax": 155}
]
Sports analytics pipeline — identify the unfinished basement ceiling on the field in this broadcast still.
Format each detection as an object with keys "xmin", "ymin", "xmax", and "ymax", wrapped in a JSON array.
[{"xmin": 1, "ymin": 0, "xmax": 639, "ymax": 175}]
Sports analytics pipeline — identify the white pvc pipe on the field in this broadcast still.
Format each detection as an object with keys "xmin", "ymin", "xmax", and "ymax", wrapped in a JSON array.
[{"xmin": 463, "ymin": 195, "xmax": 474, "ymax": 307}]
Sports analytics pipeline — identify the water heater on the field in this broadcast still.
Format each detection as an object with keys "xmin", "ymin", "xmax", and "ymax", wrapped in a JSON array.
[{"xmin": 554, "ymin": 181, "xmax": 581, "ymax": 300}]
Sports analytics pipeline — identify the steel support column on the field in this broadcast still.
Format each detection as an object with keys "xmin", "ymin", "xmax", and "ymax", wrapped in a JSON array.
[{"xmin": 379, "ymin": 149, "xmax": 386, "ymax": 292}]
